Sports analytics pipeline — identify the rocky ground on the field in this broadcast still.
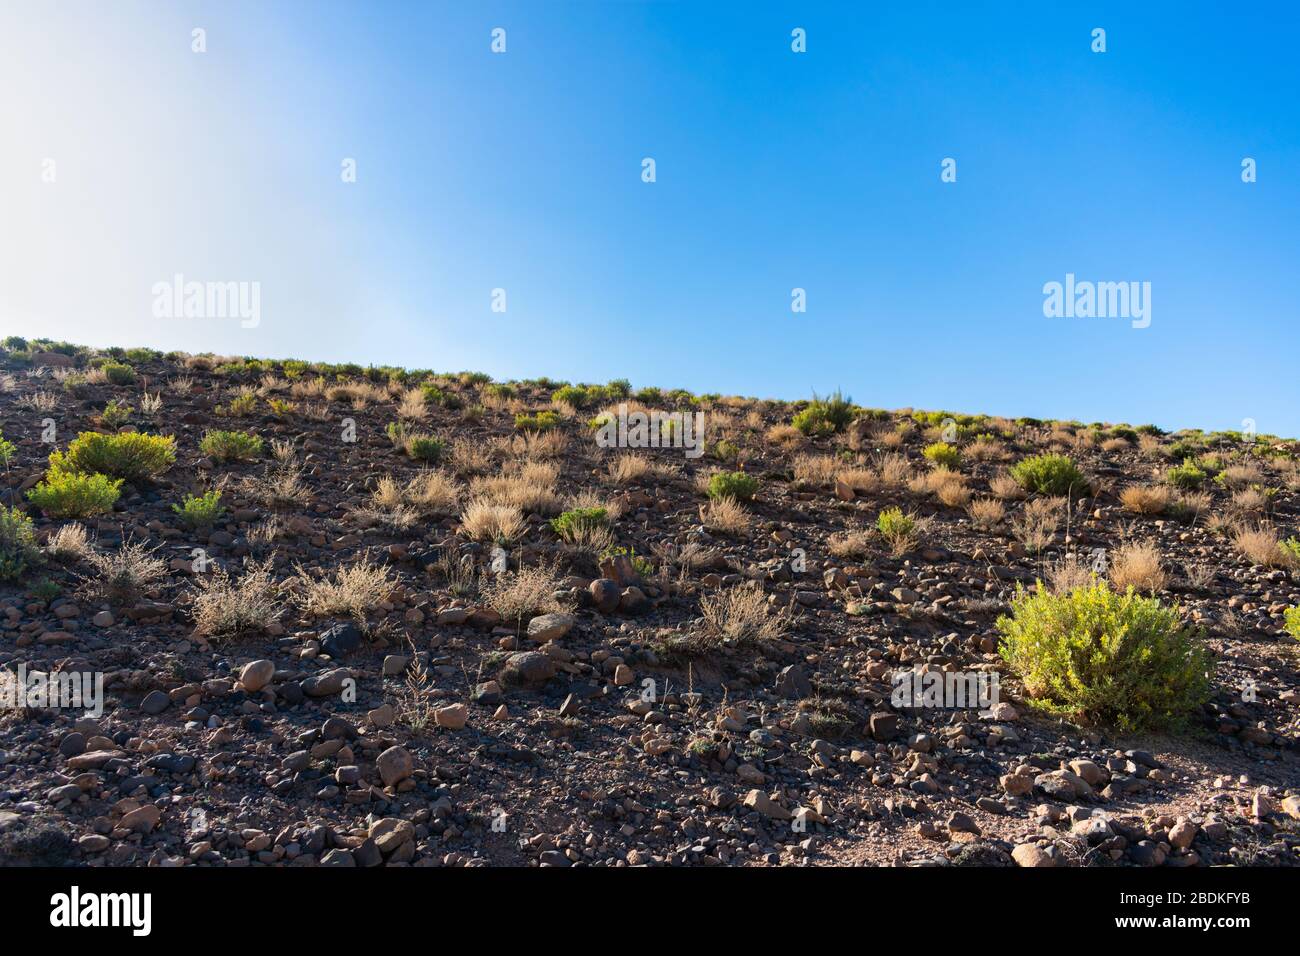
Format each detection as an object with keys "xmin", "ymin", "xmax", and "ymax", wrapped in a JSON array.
[{"xmin": 0, "ymin": 344, "xmax": 1297, "ymax": 868}]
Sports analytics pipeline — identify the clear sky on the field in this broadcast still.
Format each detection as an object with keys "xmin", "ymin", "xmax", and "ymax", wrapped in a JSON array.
[{"xmin": 2, "ymin": 1, "xmax": 1297, "ymax": 434}]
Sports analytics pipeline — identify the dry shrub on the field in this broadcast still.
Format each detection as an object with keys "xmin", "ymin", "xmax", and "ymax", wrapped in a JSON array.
[
  {"xmin": 450, "ymin": 437, "xmax": 492, "ymax": 476},
  {"xmin": 765, "ymin": 424, "xmax": 803, "ymax": 448},
  {"xmin": 45, "ymin": 523, "xmax": 93, "ymax": 562},
  {"xmin": 295, "ymin": 555, "xmax": 394, "ymax": 620},
  {"xmin": 967, "ymin": 497, "xmax": 1006, "ymax": 530},
  {"xmin": 1120, "ymin": 484, "xmax": 1169, "ymax": 515},
  {"xmin": 989, "ymin": 473, "xmax": 1025, "ymax": 500},
  {"xmin": 241, "ymin": 458, "xmax": 310, "ymax": 510},
  {"xmin": 835, "ymin": 467, "xmax": 879, "ymax": 495},
  {"xmin": 1232, "ymin": 524, "xmax": 1289, "ymax": 567},
  {"xmin": 405, "ymin": 470, "xmax": 460, "ymax": 515},
  {"xmin": 480, "ymin": 562, "xmax": 566, "ymax": 625},
  {"xmin": 1218, "ymin": 463, "xmax": 1262, "ymax": 490},
  {"xmin": 1012, "ymin": 497, "xmax": 1065, "ymax": 554},
  {"xmin": 607, "ymin": 453, "xmax": 652, "ymax": 485},
  {"xmin": 397, "ymin": 389, "xmax": 428, "ymax": 421},
  {"xmin": 193, "ymin": 557, "xmax": 282, "ymax": 638},
  {"xmin": 1109, "ymin": 540, "xmax": 1167, "ymax": 593},
  {"xmin": 1229, "ymin": 487, "xmax": 1267, "ymax": 516},
  {"xmin": 793, "ymin": 454, "xmax": 839, "ymax": 488},
  {"xmin": 460, "ymin": 500, "xmax": 526, "ymax": 543},
  {"xmin": 80, "ymin": 540, "xmax": 167, "ymax": 605},
  {"xmin": 699, "ymin": 584, "xmax": 791, "ymax": 646},
  {"xmin": 471, "ymin": 464, "xmax": 562, "ymax": 516},
  {"xmin": 1100, "ymin": 437, "xmax": 1130, "ymax": 454},
  {"xmin": 828, "ymin": 528, "xmax": 873, "ymax": 559},
  {"xmin": 1048, "ymin": 554, "xmax": 1096, "ymax": 594},
  {"xmin": 934, "ymin": 474, "xmax": 972, "ymax": 509},
  {"xmin": 701, "ymin": 496, "xmax": 749, "ymax": 535},
  {"xmin": 876, "ymin": 453, "xmax": 912, "ymax": 488}
]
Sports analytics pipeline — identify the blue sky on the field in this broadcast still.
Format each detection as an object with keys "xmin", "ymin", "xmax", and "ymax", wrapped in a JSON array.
[{"xmin": 2, "ymin": 1, "xmax": 1297, "ymax": 434}]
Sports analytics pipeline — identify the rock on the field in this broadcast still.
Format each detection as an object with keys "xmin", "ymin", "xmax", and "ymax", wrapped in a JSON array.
[
  {"xmin": 868, "ymin": 712, "xmax": 899, "ymax": 741},
  {"xmin": 1067, "ymin": 759, "xmax": 1108, "ymax": 787},
  {"xmin": 58, "ymin": 733, "xmax": 86, "ymax": 757},
  {"xmin": 91, "ymin": 611, "xmax": 114, "ymax": 628},
  {"xmin": 1011, "ymin": 843, "xmax": 1056, "ymax": 868},
  {"xmin": 1001, "ymin": 773, "xmax": 1034, "ymax": 797},
  {"xmin": 526, "ymin": 613, "xmax": 575, "ymax": 643},
  {"xmin": 743, "ymin": 789, "xmax": 792, "ymax": 821},
  {"xmin": 599, "ymin": 553, "xmax": 640, "ymax": 587},
  {"xmin": 588, "ymin": 578, "xmax": 621, "ymax": 614},
  {"xmin": 1169, "ymin": 818, "xmax": 1198, "ymax": 850},
  {"xmin": 618, "ymin": 587, "xmax": 649, "ymax": 615},
  {"xmin": 239, "ymin": 660, "xmax": 275, "ymax": 693},
  {"xmin": 319, "ymin": 621, "xmax": 363, "ymax": 658},
  {"xmin": 775, "ymin": 664, "xmax": 812, "ymax": 699},
  {"xmin": 369, "ymin": 818, "xmax": 415, "ymax": 854},
  {"xmin": 382, "ymin": 655, "xmax": 409, "ymax": 677},
  {"xmin": 140, "ymin": 690, "xmax": 170, "ymax": 715},
  {"xmin": 834, "ymin": 478, "xmax": 855, "ymax": 501},
  {"xmin": 367, "ymin": 703, "xmax": 395, "ymax": 728},
  {"xmin": 435, "ymin": 703, "xmax": 469, "ymax": 730},
  {"xmin": 612, "ymin": 664, "xmax": 634, "ymax": 686},
  {"xmin": 302, "ymin": 667, "xmax": 354, "ymax": 698},
  {"xmin": 319, "ymin": 848, "xmax": 356, "ymax": 867},
  {"xmin": 502, "ymin": 651, "xmax": 555, "ymax": 685},
  {"xmin": 120, "ymin": 805, "xmax": 161, "ymax": 834},
  {"xmin": 947, "ymin": 812, "xmax": 979, "ymax": 834},
  {"xmin": 376, "ymin": 745, "xmax": 414, "ymax": 787}
]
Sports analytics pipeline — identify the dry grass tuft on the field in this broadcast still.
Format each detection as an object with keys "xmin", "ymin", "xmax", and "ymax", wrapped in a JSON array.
[
  {"xmin": 80, "ymin": 540, "xmax": 168, "ymax": 605},
  {"xmin": 1109, "ymin": 540, "xmax": 1167, "ymax": 593},
  {"xmin": 699, "ymin": 584, "xmax": 792, "ymax": 646},
  {"xmin": 193, "ymin": 557, "xmax": 283, "ymax": 638},
  {"xmin": 700, "ymin": 496, "xmax": 749, "ymax": 535},
  {"xmin": 480, "ymin": 562, "xmax": 567, "ymax": 625},
  {"xmin": 967, "ymin": 497, "xmax": 1006, "ymax": 530},
  {"xmin": 1120, "ymin": 484, "xmax": 1170, "ymax": 515},
  {"xmin": 460, "ymin": 499, "xmax": 526, "ymax": 543},
  {"xmin": 295, "ymin": 555, "xmax": 394, "ymax": 620},
  {"xmin": 1232, "ymin": 524, "xmax": 1290, "ymax": 567},
  {"xmin": 607, "ymin": 453, "xmax": 653, "ymax": 486},
  {"xmin": 45, "ymin": 523, "xmax": 94, "ymax": 562},
  {"xmin": 828, "ymin": 528, "xmax": 874, "ymax": 559},
  {"xmin": 793, "ymin": 454, "xmax": 839, "ymax": 488}
]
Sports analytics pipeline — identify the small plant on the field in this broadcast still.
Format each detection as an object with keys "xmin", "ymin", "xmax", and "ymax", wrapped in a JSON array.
[
  {"xmin": 193, "ymin": 557, "xmax": 282, "ymax": 638},
  {"xmin": 791, "ymin": 389, "xmax": 854, "ymax": 437},
  {"xmin": 699, "ymin": 583, "xmax": 791, "ymax": 646},
  {"xmin": 405, "ymin": 435, "xmax": 445, "ymax": 463},
  {"xmin": 1166, "ymin": 460, "xmax": 1207, "ymax": 490},
  {"xmin": 53, "ymin": 431, "xmax": 176, "ymax": 482},
  {"xmin": 221, "ymin": 391, "xmax": 259, "ymax": 417},
  {"xmin": 923, "ymin": 442, "xmax": 961, "ymax": 469},
  {"xmin": 172, "ymin": 489, "xmax": 225, "ymax": 529},
  {"xmin": 30, "ymin": 577, "xmax": 61, "ymax": 601},
  {"xmin": 0, "ymin": 435, "xmax": 15, "ymax": 467},
  {"xmin": 515, "ymin": 410, "xmax": 561, "ymax": 431},
  {"xmin": 550, "ymin": 507, "xmax": 608, "ymax": 541},
  {"xmin": 200, "ymin": 429, "xmax": 264, "ymax": 462},
  {"xmin": 997, "ymin": 581, "xmax": 1210, "ymax": 731},
  {"xmin": 266, "ymin": 397, "xmax": 296, "ymax": 418},
  {"xmin": 1010, "ymin": 453, "xmax": 1089, "ymax": 497},
  {"xmin": 101, "ymin": 361, "xmax": 136, "ymax": 385},
  {"xmin": 27, "ymin": 470, "xmax": 122, "ymax": 518},
  {"xmin": 707, "ymin": 471, "xmax": 758, "ymax": 502},
  {"xmin": 876, "ymin": 506, "xmax": 918, "ymax": 555},
  {"xmin": 80, "ymin": 539, "xmax": 167, "ymax": 605},
  {"xmin": 99, "ymin": 399, "xmax": 133, "ymax": 427},
  {"xmin": 0, "ymin": 506, "xmax": 40, "ymax": 581},
  {"xmin": 1285, "ymin": 606, "xmax": 1300, "ymax": 641}
]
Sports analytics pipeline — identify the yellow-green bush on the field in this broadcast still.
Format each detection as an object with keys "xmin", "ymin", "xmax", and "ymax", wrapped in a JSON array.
[
  {"xmin": 997, "ymin": 581, "xmax": 1210, "ymax": 731},
  {"xmin": 53, "ymin": 431, "xmax": 176, "ymax": 482},
  {"xmin": 27, "ymin": 470, "xmax": 122, "ymax": 518}
]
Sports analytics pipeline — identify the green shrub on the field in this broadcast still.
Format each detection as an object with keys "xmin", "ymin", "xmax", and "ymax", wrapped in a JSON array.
[
  {"xmin": 791, "ymin": 390, "xmax": 854, "ymax": 436},
  {"xmin": 200, "ymin": 429, "xmax": 263, "ymax": 462},
  {"xmin": 102, "ymin": 361, "xmax": 136, "ymax": 385},
  {"xmin": 996, "ymin": 581, "xmax": 1210, "ymax": 731},
  {"xmin": 1281, "ymin": 537, "xmax": 1300, "ymax": 565},
  {"xmin": 1, "ymin": 335, "xmax": 28, "ymax": 351},
  {"xmin": 923, "ymin": 442, "xmax": 961, "ymax": 468},
  {"xmin": 100, "ymin": 399, "xmax": 133, "ymax": 428},
  {"xmin": 172, "ymin": 489, "xmax": 225, "ymax": 529},
  {"xmin": 405, "ymin": 435, "xmax": 445, "ymax": 462},
  {"xmin": 27, "ymin": 470, "xmax": 122, "ymax": 518},
  {"xmin": 221, "ymin": 392, "xmax": 259, "ymax": 417},
  {"xmin": 550, "ymin": 507, "xmax": 609, "ymax": 540},
  {"xmin": 1166, "ymin": 460, "xmax": 1207, "ymax": 490},
  {"xmin": 876, "ymin": 507, "xmax": 917, "ymax": 552},
  {"xmin": 1286, "ymin": 606, "xmax": 1300, "ymax": 641},
  {"xmin": 515, "ymin": 410, "xmax": 561, "ymax": 431},
  {"xmin": 0, "ymin": 435, "xmax": 15, "ymax": 467},
  {"xmin": 1010, "ymin": 453, "xmax": 1089, "ymax": 497},
  {"xmin": 708, "ymin": 471, "xmax": 758, "ymax": 502},
  {"xmin": 0, "ymin": 506, "xmax": 40, "ymax": 581},
  {"xmin": 54, "ymin": 431, "xmax": 176, "ymax": 482}
]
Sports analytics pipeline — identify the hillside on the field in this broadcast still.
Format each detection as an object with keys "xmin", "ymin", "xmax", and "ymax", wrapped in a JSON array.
[{"xmin": 0, "ymin": 338, "xmax": 1297, "ymax": 868}]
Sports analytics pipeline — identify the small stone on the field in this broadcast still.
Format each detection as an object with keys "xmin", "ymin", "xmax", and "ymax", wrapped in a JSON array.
[
  {"xmin": 140, "ymin": 690, "xmax": 170, "ymax": 715},
  {"xmin": 526, "ymin": 613, "xmax": 575, "ymax": 643},
  {"xmin": 376, "ymin": 745, "xmax": 414, "ymax": 787},
  {"xmin": 239, "ymin": 660, "xmax": 275, "ymax": 693},
  {"xmin": 1011, "ymin": 843, "xmax": 1055, "ymax": 868},
  {"xmin": 91, "ymin": 611, "xmax": 114, "ymax": 628},
  {"xmin": 435, "ymin": 703, "xmax": 469, "ymax": 730}
]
